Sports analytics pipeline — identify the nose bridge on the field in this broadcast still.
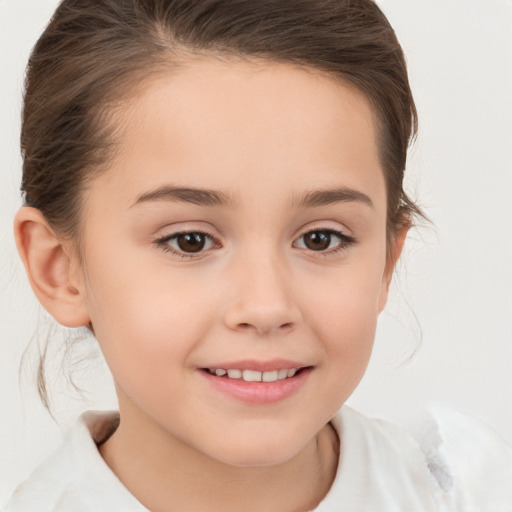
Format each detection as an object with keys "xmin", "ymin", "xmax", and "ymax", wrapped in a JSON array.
[{"xmin": 223, "ymin": 241, "xmax": 301, "ymax": 335}]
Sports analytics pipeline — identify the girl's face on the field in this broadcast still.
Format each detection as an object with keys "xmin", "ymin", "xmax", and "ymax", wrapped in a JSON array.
[{"xmin": 77, "ymin": 58, "xmax": 393, "ymax": 466}]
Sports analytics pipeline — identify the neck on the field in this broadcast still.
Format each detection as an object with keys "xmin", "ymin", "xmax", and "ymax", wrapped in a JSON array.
[{"xmin": 99, "ymin": 406, "xmax": 339, "ymax": 512}]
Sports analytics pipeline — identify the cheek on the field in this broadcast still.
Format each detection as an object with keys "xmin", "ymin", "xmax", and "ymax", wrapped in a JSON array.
[
  {"xmin": 309, "ymin": 257, "xmax": 384, "ymax": 336},
  {"xmin": 83, "ymin": 275, "xmax": 214, "ymax": 420},
  {"xmin": 306, "ymin": 261, "xmax": 384, "ymax": 388},
  {"xmin": 318, "ymin": 292, "xmax": 378, "ymax": 370},
  {"xmin": 82, "ymin": 254, "xmax": 218, "ymax": 382}
]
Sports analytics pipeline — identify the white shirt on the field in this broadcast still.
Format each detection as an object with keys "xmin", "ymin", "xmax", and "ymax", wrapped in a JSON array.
[{"xmin": 4, "ymin": 406, "xmax": 512, "ymax": 511}]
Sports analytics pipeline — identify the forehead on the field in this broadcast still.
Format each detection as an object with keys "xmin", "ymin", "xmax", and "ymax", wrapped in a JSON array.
[{"xmin": 91, "ymin": 57, "xmax": 385, "ymax": 214}]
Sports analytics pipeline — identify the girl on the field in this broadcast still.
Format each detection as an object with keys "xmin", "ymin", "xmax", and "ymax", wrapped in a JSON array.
[{"xmin": 3, "ymin": 0, "xmax": 512, "ymax": 510}]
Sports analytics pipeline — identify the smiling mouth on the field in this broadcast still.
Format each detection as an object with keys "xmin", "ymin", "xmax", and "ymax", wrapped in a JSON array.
[{"xmin": 202, "ymin": 367, "xmax": 306, "ymax": 382}]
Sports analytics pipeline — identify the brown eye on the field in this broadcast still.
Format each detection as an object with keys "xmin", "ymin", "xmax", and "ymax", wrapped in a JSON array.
[
  {"xmin": 302, "ymin": 231, "xmax": 332, "ymax": 251},
  {"xmin": 156, "ymin": 231, "xmax": 216, "ymax": 256},
  {"xmin": 175, "ymin": 233, "xmax": 207, "ymax": 253},
  {"xmin": 294, "ymin": 229, "xmax": 355, "ymax": 253}
]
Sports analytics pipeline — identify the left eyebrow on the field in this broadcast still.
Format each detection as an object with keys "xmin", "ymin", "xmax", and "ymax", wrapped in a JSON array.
[{"xmin": 293, "ymin": 187, "xmax": 374, "ymax": 209}]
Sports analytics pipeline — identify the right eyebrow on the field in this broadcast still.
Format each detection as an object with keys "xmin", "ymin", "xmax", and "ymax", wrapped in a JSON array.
[{"xmin": 130, "ymin": 185, "xmax": 235, "ymax": 208}]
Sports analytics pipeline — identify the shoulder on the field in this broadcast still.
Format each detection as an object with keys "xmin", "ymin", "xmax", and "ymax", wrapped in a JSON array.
[
  {"xmin": 417, "ymin": 406, "xmax": 512, "ymax": 511},
  {"xmin": 3, "ymin": 411, "xmax": 148, "ymax": 512},
  {"xmin": 316, "ymin": 406, "xmax": 512, "ymax": 512},
  {"xmin": 317, "ymin": 406, "xmax": 441, "ymax": 511}
]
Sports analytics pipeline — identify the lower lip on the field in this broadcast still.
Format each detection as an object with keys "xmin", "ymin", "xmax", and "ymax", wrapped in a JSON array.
[{"xmin": 198, "ymin": 368, "xmax": 312, "ymax": 404}]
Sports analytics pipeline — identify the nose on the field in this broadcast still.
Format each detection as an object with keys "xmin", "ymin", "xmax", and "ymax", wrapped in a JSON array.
[{"xmin": 223, "ymin": 251, "xmax": 302, "ymax": 336}]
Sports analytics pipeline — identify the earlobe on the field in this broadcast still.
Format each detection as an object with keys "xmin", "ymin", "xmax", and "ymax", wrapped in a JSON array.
[
  {"xmin": 14, "ymin": 207, "xmax": 90, "ymax": 328},
  {"xmin": 378, "ymin": 224, "xmax": 410, "ymax": 313}
]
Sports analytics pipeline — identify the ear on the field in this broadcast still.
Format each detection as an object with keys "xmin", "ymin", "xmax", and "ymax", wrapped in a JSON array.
[
  {"xmin": 377, "ymin": 224, "xmax": 410, "ymax": 313},
  {"xmin": 14, "ymin": 207, "xmax": 90, "ymax": 327}
]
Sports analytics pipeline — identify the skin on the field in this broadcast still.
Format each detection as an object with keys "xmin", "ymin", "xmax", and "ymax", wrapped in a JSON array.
[{"xmin": 15, "ymin": 58, "xmax": 407, "ymax": 511}]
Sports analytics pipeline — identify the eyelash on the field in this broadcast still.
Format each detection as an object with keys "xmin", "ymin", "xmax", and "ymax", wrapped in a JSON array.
[
  {"xmin": 154, "ymin": 228, "xmax": 356, "ymax": 259},
  {"xmin": 154, "ymin": 230, "xmax": 220, "ymax": 259},
  {"xmin": 295, "ymin": 229, "xmax": 357, "ymax": 257}
]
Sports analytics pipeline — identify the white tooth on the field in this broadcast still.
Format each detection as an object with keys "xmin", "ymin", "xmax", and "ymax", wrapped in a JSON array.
[
  {"xmin": 215, "ymin": 369, "xmax": 227, "ymax": 376},
  {"xmin": 287, "ymin": 368, "xmax": 297, "ymax": 377},
  {"xmin": 243, "ymin": 370, "xmax": 262, "ymax": 382},
  {"xmin": 227, "ymin": 369, "xmax": 242, "ymax": 379},
  {"xmin": 277, "ymin": 369, "xmax": 288, "ymax": 380},
  {"xmin": 262, "ymin": 370, "xmax": 278, "ymax": 382}
]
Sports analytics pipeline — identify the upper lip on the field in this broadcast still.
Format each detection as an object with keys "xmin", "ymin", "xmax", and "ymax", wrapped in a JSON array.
[{"xmin": 199, "ymin": 359, "xmax": 310, "ymax": 372}]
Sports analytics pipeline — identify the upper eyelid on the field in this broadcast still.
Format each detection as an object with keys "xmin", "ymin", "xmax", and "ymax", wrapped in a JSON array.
[
  {"xmin": 154, "ymin": 225, "xmax": 353, "ymax": 241},
  {"xmin": 154, "ymin": 225, "xmax": 219, "ymax": 240},
  {"xmin": 299, "ymin": 226, "xmax": 348, "ymax": 234},
  {"xmin": 156, "ymin": 230, "xmax": 220, "ymax": 247},
  {"xmin": 158, "ymin": 228, "xmax": 216, "ymax": 238},
  {"xmin": 294, "ymin": 228, "xmax": 355, "ymax": 245},
  {"xmin": 153, "ymin": 221, "xmax": 356, "ymax": 248},
  {"xmin": 295, "ymin": 223, "xmax": 354, "ymax": 240},
  {"xmin": 155, "ymin": 226, "xmax": 349, "ymax": 238}
]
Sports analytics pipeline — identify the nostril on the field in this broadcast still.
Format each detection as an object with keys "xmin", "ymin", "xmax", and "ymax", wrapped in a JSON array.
[{"xmin": 237, "ymin": 321, "xmax": 295, "ymax": 332}]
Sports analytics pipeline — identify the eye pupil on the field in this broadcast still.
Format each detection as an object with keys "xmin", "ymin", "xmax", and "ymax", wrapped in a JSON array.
[
  {"xmin": 177, "ymin": 233, "xmax": 206, "ymax": 253},
  {"xmin": 304, "ymin": 231, "xmax": 331, "ymax": 251}
]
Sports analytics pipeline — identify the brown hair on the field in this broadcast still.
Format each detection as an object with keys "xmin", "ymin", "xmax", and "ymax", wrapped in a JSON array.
[{"xmin": 21, "ymin": 0, "xmax": 422, "ymax": 407}]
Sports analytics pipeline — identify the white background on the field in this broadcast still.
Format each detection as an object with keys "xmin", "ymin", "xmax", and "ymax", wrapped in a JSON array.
[{"xmin": 1, "ymin": 0, "xmax": 511, "ymax": 503}]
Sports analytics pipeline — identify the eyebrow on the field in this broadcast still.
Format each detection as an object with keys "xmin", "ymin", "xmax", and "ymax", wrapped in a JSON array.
[
  {"xmin": 293, "ymin": 187, "xmax": 374, "ymax": 209},
  {"xmin": 131, "ymin": 184, "xmax": 373, "ymax": 209},
  {"xmin": 132, "ymin": 186, "xmax": 235, "ymax": 208}
]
